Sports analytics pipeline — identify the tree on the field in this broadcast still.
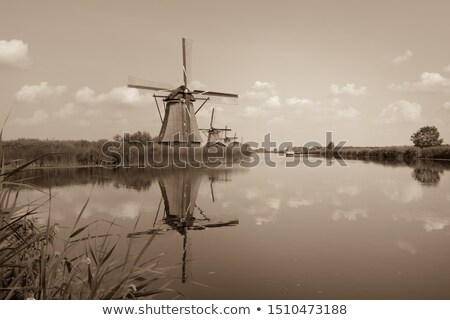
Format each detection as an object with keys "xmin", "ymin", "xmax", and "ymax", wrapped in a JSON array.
[{"xmin": 410, "ymin": 126, "xmax": 443, "ymax": 148}]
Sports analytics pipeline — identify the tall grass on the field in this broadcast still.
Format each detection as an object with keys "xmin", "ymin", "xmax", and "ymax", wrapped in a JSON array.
[{"xmin": 0, "ymin": 119, "xmax": 177, "ymax": 299}]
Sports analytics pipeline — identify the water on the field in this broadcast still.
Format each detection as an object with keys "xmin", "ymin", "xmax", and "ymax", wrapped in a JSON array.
[{"xmin": 22, "ymin": 156, "xmax": 450, "ymax": 299}]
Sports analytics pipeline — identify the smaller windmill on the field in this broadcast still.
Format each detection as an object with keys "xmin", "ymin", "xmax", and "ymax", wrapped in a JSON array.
[
  {"xmin": 200, "ymin": 108, "xmax": 231, "ymax": 147},
  {"xmin": 224, "ymin": 130, "xmax": 239, "ymax": 146}
]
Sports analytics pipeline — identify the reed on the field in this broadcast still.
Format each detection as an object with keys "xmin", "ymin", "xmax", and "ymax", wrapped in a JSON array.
[{"xmin": 0, "ymin": 124, "xmax": 177, "ymax": 300}]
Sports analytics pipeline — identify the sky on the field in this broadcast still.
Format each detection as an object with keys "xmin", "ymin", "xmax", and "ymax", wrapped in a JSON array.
[{"xmin": 1, "ymin": 0, "xmax": 450, "ymax": 146}]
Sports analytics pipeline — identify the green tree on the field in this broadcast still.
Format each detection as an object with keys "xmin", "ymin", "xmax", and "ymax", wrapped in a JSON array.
[{"xmin": 410, "ymin": 126, "xmax": 443, "ymax": 148}]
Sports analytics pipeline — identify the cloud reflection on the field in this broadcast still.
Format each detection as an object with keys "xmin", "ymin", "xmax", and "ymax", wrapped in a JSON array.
[{"xmin": 332, "ymin": 208, "xmax": 368, "ymax": 221}]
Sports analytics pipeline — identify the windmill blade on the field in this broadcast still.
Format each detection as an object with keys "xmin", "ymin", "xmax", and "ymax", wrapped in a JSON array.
[
  {"xmin": 210, "ymin": 108, "xmax": 215, "ymax": 127},
  {"xmin": 193, "ymin": 90, "xmax": 238, "ymax": 99},
  {"xmin": 182, "ymin": 38, "xmax": 192, "ymax": 87},
  {"xmin": 193, "ymin": 95, "xmax": 238, "ymax": 105},
  {"xmin": 193, "ymin": 91, "xmax": 238, "ymax": 105},
  {"xmin": 127, "ymin": 76, "xmax": 173, "ymax": 92}
]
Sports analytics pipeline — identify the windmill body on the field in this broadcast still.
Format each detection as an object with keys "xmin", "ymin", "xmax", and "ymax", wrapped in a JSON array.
[{"xmin": 158, "ymin": 86, "xmax": 202, "ymax": 145}]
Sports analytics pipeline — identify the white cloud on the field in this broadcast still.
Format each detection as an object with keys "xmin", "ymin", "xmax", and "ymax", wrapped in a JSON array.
[
  {"xmin": 243, "ymin": 105, "xmax": 260, "ymax": 117},
  {"xmin": 244, "ymin": 80, "xmax": 277, "ymax": 101},
  {"xmin": 16, "ymin": 82, "xmax": 67, "ymax": 103},
  {"xmin": 286, "ymin": 97, "xmax": 318, "ymax": 106},
  {"xmin": 0, "ymin": 39, "xmax": 31, "ymax": 68},
  {"xmin": 189, "ymin": 80, "xmax": 207, "ymax": 90},
  {"xmin": 14, "ymin": 110, "xmax": 49, "ymax": 126},
  {"xmin": 75, "ymin": 86, "xmax": 153, "ymax": 106},
  {"xmin": 443, "ymin": 64, "xmax": 450, "ymax": 73},
  {"xmin": 265, "ymin": 95, "xmax": 281, "ymax": 108},
  {"xmin": 244, "ymin": 91, "xmax": 269, "ymax": 100},
  {"xmin": 330, "ymin": 83, "xmax": 368, "ymax": 96},
  {"xmin": 54, "ymin": 103, "xmax": 80, "ymax": 118},
  {"xmin": 392, "ymin": 49, "xmax": 413, "ymax": 65},
  {"xmin": 253, "ymin": 81, "xmax": 275, "ymax": 90},
  {"xmin": 336, "ymin": 107, "xmax": 360, "ymax": 121},
  {"xmin": 377, "ymin": 100, "xmax": 422, "ymax": 124},
  {"xmin": 388, "ymin": 72, "xmax": 450, "ymax": 93}
]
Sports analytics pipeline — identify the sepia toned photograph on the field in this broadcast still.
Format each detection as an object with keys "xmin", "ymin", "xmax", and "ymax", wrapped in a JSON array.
[{"xmin": 1, "ymin": 0, "xmax": 450, "ymax": 303}]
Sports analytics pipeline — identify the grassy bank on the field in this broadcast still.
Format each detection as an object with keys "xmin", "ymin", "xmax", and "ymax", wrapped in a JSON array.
[
  {"xmin": 3, "ymin": 136, "xmax": 249, "ymax": 168},
  {"xmin": 308, "ymin": 145, "xmax": 450, "ymax": 161}
]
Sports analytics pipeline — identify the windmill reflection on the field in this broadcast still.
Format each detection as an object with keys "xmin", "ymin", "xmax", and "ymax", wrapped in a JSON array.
[{"xmin": 129, "ymin": 170, "xmax": 238, "ymax": 283}]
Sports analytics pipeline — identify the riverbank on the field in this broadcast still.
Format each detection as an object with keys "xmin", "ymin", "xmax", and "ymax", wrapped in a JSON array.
[
  {"xmin": 308, "ymin": 145, "xmax": 450, "ymax": 161},
  {"xmin": 2, "ymin": 137, "xmax": 249, "ymax": 169}
]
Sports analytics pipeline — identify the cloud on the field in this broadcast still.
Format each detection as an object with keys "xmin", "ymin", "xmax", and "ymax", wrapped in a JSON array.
[
  {"xmin": 75, "ymin": 86, "xmax": 153, "ymax": 106},
  {"xmin": 265, "ymin": 95, "xmax": 281, "ymax": 108},
  {"xmin": 54, "ymin": 103, "xmax": 80, "ymax": 118},
  {"xmin": 443, "ymin": 64, "xmax": 450, "ymax": 73},
  {"xmin": 388, "ymin": 72, "xmax": 450, "ymax": 93},
  {"xmin": 337, "ymin": 184, "xmax": 361, "ymax": 196},
  {"xmin": 244, "ymin": 81, "xmax": 277, "ymax": 101},
  {"xmin": 253, "ymin": 81, "xmax": 275, "ymax": 90},
  {"xmin": 383, "ymin": 180, "xmax": 423, "ymax": 202},
  {"xmin": 286, "ymin": 97, "xmax": 319, "ymax": 106},
  {"xmin": 336, "ymin": 107, "xmax": 360, "ymax": 121},
  {"xmin": 377, "ymin": 100, "xmax": 422, "ymax": 124},
  {"xmin": 243, "ymin": 105, "xmax": 260, "ymax": 117},
  {"xmin": 395, "ymin": 240, "xmax": 417, "ymax": 254},
  {"xmin": 0, "ymin": 39, "xmax": 31, "ymax": 68},
  {"xmin": 330, "ymin": 83, "xmax": 368, "ymax": 96},
  {"xmin": 189, "ymin": 80, "xmax": 207, "ymax": 90},
  {"xmin": 332, "ymin": 208, "xmax": 368, "ymax": 221},
  {"xmin": 16, "ymin": 82, "xmax": 67, "ymax": 103},
  {"xmin": 14, "ymin": 110, "xmax": 49, "ymax": 125},
  {"xmin": 392, "ymin": 49, "xmax": 413, "ymax": 65}
]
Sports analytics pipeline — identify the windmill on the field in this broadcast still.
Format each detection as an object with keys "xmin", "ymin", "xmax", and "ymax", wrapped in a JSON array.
[
  {"xmin": 200, "ymin": 108, "xmax": 231, "ymax": 147},
  {"xmin": 224, "ymin": 130, "xmax": 239, "ymax": 146},
  {"xmin": 127, "ymin": 38, "xmax": 238, "ymax": 146}
]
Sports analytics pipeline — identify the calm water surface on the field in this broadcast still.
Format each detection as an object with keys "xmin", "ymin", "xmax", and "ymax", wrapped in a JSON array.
[{"xmin": 24, "ymin": 156, "xmax": 450, "ymax": 299}]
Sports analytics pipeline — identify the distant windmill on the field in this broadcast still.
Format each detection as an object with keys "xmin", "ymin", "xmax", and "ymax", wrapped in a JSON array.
[
  {"xmin": 200, "ymin": 108, "xmax": 231, "ymax": 147},
  {"xmin": 225, "ymin": 131, "xmax": 239, "ymax": 146},
  {"xmin": 127, "ymin": 38, "xmax": 238, "ymax": 146}
]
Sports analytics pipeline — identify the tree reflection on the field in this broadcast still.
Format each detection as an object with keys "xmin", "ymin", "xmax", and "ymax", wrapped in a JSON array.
[{"xmin": 411, "ymin": 160, "xmax": 445, "ymax": 187}]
